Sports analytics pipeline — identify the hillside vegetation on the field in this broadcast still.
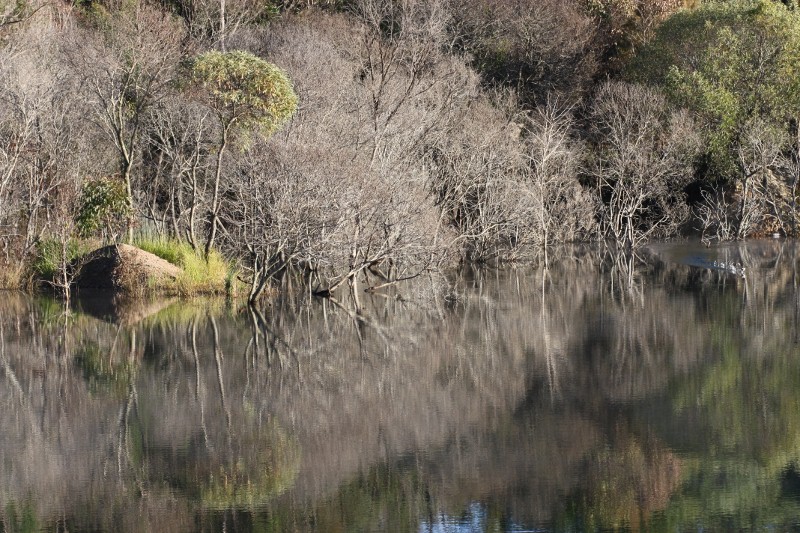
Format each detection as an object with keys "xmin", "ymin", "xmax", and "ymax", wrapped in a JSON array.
[{"xmin": 0, "ymin": 0, "xmax": 798, "ymax": 299}]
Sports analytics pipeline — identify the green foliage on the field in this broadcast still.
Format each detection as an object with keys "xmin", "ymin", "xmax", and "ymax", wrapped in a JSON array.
[
  {"xmin": 30, "ymin": 238, "xmax": 91, "ymax": 282},
  {"xmin": 3, "ymin": 500, "xmax": 39, "ymax": 533},
  {"xmin": 628, "ymin": 0, "xmax": 800, "ymax": 179},
  {"xmin": 0, "ymin": 259, "xmax": 24, "ymax": 289},
  {"xmin": 77, "ymin": 1, "xmax": 112, "ymax": 29},
  {"xmin": 134, "ymin": 237, "xmax": 187, "ymax": 266},
  {"xmin": 671, "ymin": 319, "xmax": 800, "ymax": 468},
  {"xmin": 189, "ymin": 50, "xmax": 298, "ymax": 137},
  {"xmin": 626, "ymin": 3, "xmax": 743, "ymax": 86},
  {"xmin": 135, "ymin": 238, "xmax": 230, "ymax": 294},
  {"xmin": 186, "ymin": 422, "xmax": 300, "ymax": 510},
  {"xmin": 140, "ymin": 298, "xmax": 230, "ymax": 327},
  {"xmin": 75, "ymin": 177, "xmax": 132, "ymax": 240},
  {"xmin": 240, "ymin": 461, "xmax": 436, "ymax": 532}
]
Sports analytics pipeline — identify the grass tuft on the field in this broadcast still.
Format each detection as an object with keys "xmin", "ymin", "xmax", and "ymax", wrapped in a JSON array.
[{"xmin": 135, "ymin": 238, "xmax": 230, "ymax": 295}]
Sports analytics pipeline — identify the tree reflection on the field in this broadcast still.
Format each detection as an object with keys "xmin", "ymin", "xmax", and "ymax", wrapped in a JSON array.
[{"xmin": 3, "ymin": 243, "xmax": 800, "ymax": 531}]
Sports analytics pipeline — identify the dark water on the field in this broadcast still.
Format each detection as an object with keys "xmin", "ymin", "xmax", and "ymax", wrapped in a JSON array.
[{"xmin": 2, "ymin": 241, "xmax": 800, "ymax": 532}]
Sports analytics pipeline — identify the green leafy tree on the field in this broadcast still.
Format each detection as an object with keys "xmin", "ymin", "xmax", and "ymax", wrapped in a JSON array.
[
  {"xmin": 188, "ymin": 50, "xmax": 298, "ymax": 258},
  {"xmin": 629, "ymin": 0, "xmax": 800, "ymax": 237}
]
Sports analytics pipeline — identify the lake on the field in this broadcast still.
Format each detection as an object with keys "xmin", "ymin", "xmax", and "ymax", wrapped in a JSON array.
[{"xmin": 2, "ymin": 240, "xmax": 800, "ymax": 532}]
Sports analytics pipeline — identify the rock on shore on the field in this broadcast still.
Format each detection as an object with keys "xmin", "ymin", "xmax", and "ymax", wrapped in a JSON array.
[{"xmin": 75, "ymin": 244, "xmax": 182, "ymax": 293}]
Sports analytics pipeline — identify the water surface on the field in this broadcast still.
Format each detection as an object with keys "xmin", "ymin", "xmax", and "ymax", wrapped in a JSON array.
[{"xmin": 2, "ymin": 241, "xmax": 800, "ymax": 532}]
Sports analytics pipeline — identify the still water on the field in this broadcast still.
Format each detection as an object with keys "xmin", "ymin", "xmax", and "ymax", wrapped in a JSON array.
[{"xmin": 2, "ymin": 241, "xmax": 800, "ymax": 532}]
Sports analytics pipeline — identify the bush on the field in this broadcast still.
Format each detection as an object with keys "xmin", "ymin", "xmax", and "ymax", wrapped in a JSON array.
[
  {"xmin": 75, "ymin": 177, "xmax": 131, "ymax": 241},
  {"xmin": 0, "ymin": 260, "xmax": 25, "ymax": 289}
]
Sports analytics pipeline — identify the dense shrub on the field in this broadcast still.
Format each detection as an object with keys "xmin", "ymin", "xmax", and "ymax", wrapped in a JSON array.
[
  {"xmin": 75, "ymin": 177, "xmax": 131, "ymax": 240},
  {"xmin": 3, "ymin": 0, "xmax": 786, "ymax": 301}
]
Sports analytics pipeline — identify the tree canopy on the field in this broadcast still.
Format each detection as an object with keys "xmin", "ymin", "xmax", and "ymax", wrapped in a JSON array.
[
  {"xmin": 629, "ymin": 0, "xmax": 800, "ymax": 180},
  {"xmin": 189, "ymin": 50, "xmax": 298, "ymax": 137}
]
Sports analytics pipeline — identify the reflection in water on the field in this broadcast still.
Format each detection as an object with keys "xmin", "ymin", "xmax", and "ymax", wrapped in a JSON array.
[{"xmin": 2, "ymin": 241, "xmax": 800, "ymax": 531}]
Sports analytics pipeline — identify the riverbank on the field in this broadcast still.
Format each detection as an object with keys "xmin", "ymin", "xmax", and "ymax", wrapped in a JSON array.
[{"xmin": 12, "ymin": 239, "xmax": 235, "ymax": 299}]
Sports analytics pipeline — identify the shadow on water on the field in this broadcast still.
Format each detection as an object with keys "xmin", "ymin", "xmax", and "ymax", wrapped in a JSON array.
[{"xmin": 3, "ymin": 241, "xmax": 800, "ymax": 531}]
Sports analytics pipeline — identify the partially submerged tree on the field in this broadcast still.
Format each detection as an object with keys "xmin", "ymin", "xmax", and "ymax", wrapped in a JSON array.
[
  {"xmin": 187, "ymin": 49, "xmax": 298, "ymax": 260},
  {"xmin": 241, "ymin": 7, "xmax": 469, "ymax": 299},
  {"xmin": 589, "ymin": 82, "xmax": 699, "ymax": 249},
  {"xmin": 523, "ymin": 102, "xmax": 596, "ymax": 263}
]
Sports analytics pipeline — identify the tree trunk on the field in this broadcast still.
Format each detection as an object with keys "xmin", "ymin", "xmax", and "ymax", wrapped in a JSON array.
[
  {"xmin": 219, "ymin": 0, "xmax": 226, "ymax": 51},
  {"xmin": 204, "ymin": 123, "xmax": 229, "ymax": 259},
  {"xmin": 738, "ymin": 175, "xmax": 750, "ymax": 240}
]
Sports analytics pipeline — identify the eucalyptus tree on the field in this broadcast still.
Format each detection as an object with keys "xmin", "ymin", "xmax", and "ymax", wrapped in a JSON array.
[{"xmin": 187, "ymin": 49, "xmax": 298, "ymax": 259}]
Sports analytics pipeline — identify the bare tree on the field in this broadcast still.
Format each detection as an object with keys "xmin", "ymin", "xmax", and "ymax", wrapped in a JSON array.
[
  {"xmin": 425, "ymin": 94, "xmax": 527, "ymax": 263},
  {"xmin": 0, "ymin": 27, "xmax": 93, "ymax": 281},
  {"xmin": 449, "ymin": 0, "xmax": 598, "ymax": 106},
  {"xmin": 224, "ymin": 7, "xmax": 473, "ymax": 296},
  {"xmin": 67, "ymin": 5, "xmax": 186, "ymax": 241},
  {"xmin": 426, "ymin": 93, "xmax": 595, "ymax": 264},
  {"xmin": 696, "ymin": 185, "xmax": 736, "ymax": 244},
  {"xmin": 696, "ymin": 117, "xmax": 795, "ymax": 241},
  {"xmin": 733, "ymin": 117, "xmax": 790, "ymax": 238},
  {"xmin": 0, "ymin": 0, "xmax": 50, "ymax": 29},
  {"xmin": 522, "ymin": 100, "xmax": 595, "ymax": 264},
  {"xmin": 45, "ymin": 183, "xmax": 84, "ymax": 304},
  {"xmin": 141, "ymin": 98, "xmax": 215, "ymax": 247},
  {"xmin": 0, "ymin": 49, "xmax": 32, "ymax": 257},
  {"xmin": 221, "ymin": 138, "xmax": 347, "ymax": 301},
  {"xmin": 168, "ymin": 0, "xmax": 277, "ymax": 49},
  {"xmin": 589, "ymin": 82, "xmax": 699, "ymax": 249},
  {"xmin": 346, "ymin": 0, "xmax": 475, "ymax": 172}
]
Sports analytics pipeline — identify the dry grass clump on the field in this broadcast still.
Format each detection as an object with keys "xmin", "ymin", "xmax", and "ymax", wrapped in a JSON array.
[{"xmin": 0, "ymin": 261, "xmax": 25, "ymax": 289}]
